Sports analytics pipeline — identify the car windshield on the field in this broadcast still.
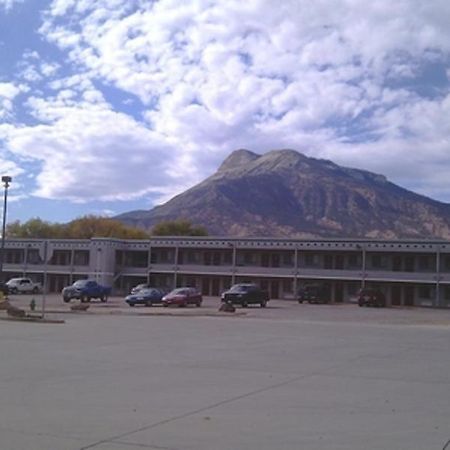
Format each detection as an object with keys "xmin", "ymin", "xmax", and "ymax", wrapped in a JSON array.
[
  {"xmin": 360, "ymin": 289, "xmax": 375, "ymax": 294},
  {"xmin": 73, "ymin": 280, "xmax": 89, "ymax": 288},
  {"xmin": 301, "ymin": 286, "xmax": 320, "ymax": 293},
  {"xmin": 134, "ymin": 284, "xmax": 147, "ymax": 290},
  {"xmin": 139, "ymin": 288, "xmax": 156, "ymax": 295},
  {"xmin": 229, "ymin": 284, "xmax": 254, "ymax": 292},
  {"xmin": 170, "ymin": 288, "xmax": 187, "ymax": 295}
]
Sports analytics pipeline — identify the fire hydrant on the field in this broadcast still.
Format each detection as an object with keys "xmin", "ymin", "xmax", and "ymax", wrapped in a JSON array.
[{"xmin": 30, "ymin": 298, "xmax": 36, "ymax": 311}]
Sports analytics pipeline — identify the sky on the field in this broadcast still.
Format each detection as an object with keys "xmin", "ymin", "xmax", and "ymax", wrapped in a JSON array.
[{"xmin": 0, "ymin": 0, "xmax": 450, "ymax": 225}]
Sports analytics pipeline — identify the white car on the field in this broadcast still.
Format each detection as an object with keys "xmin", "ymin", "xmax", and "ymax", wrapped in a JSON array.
[{"xmin": 6, "ymin": 278, "xmax": 42, "ymax": 294}]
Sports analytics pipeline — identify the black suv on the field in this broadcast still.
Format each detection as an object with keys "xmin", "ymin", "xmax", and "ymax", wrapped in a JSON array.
[
  {"xmin": 298, "ymin": 284, "xmax": 331, "ymax": 304},
  {"xmin": 357, "ymin": 288, "xmax": 386, "ymax": 307},
  {"xmin": 221, "ymin": 284, "xmax": 269, "ymax": 308}
]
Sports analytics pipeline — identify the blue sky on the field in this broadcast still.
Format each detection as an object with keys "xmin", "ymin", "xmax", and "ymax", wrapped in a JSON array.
[{"xmin": 0, "ymin": 0, "xmax": 450, "ymax": 225}]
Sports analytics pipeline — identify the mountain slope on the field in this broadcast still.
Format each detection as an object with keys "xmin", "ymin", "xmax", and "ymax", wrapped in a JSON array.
[{"xmin": 116, "ymin": 149, "xmax": 450, "ymax": 238}]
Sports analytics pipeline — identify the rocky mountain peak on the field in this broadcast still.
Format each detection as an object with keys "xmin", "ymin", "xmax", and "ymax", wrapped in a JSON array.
[
  {"xmin": 217, "ymin": 149, "xmax": 260, "ymax": 173},
  {"xmin": 251, "ymin": 149, "xmax": 310, "ymax": 172},
  {"xmin": 116, "ymin": 148, "xmax": 450, "ymax": 239}
]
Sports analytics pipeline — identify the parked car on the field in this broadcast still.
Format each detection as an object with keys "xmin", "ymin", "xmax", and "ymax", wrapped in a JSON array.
[
  {"xmin": 62, "ymin": 280, "xmax": 111, "ymax": 303},
  {"xmin": 221, "ymin": 283, "xmax": 269, "ymax": 308},
  {"xmin": 6, "ymin": 277, "xmax": 41, "ymax": 294},
  {"xmin": 357, "ymin": 288, "xmax": 386, "ymax": 307},
  {"xmin": 162, "ymin": 287, "xmax": 202, "ymax": 307},
  {"xmin": 125, "ymin": 288, "xmax": 165, "ymax": 307},
  {"xmin": 298, "ymin": 284, "xmax": 331, "ymax": 304}
]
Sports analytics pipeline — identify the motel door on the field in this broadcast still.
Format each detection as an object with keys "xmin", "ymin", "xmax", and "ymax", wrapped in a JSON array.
[
  {"xmin": 211, "ymin": 278, "xmax": 221, "ymax": 296},
  {"xmin": 270, "ymin": 280, "xmax": 279, "ymax": 299},
  {"xmin": 404, "ymin": 285, "xmax": 414, "ymax": 306},
  {"xmin": 391, "ymin": 285, "xmax": 401, "ymax": 306},
  {"xmin": 334, "ymin": 282, "xmax": 344, "ymax": 303}
]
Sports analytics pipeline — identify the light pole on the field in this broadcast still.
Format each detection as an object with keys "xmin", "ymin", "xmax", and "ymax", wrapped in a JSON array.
[
  {"xmin": 0, "ymin": 175, "xmax": 12, "ymax": 282},
  {"xmin": 356, "ymin": 243, "xmax": 366, "ymax": 290}
]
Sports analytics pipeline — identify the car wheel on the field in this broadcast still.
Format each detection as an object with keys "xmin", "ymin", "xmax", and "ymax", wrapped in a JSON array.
[
  {"xmin": 10, "ymin": 287, "xmax": 17, "ymax": 294},
  {"xmin": 260, "ymin": 300, "xmax": 267, "ymax": 308},
  {"xmin": 358, "ymin": 303, "xmax": 363, "ymax": 307},
  {"xmin": 128, "ymin": 303, "xmax": 135, "ymax": 307},
  {"xmin": 100, "ymin": 295, "xmax": 107, "ymax": 303},
  {"xmin": 63, "ymin": 298, "xmax": 70, "ymax": 303},
  {"xmin": 146, "ymin": 301, "xmax": 153, "ymax": 307},
  {"xmin": 196, "ymin": 302, "xmax": 201, "ymax": 307},
  {"xmin": 163, "ymin": 303, "xmax": 168, "ymax": 307}
]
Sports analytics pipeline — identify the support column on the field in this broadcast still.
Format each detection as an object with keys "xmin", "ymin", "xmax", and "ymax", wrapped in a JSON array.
[
  {"xmin": 359, "ymin": 244, "xmax": 366, "ymax": 289},
  {"xmin": 435, "ymin": 245, "xmax": 441, "ymax": 308},
  {"xmin": 231, "ymin": 242, "xmax": 236, "ymax": 285},
  {"xmin": 70, "ymin": 247, "xmax": 74, "ymax": 284},
  {"xmin": 293, "ymin": 247, "xmax": 298, "ymax": 301},
  {"xmin": 147, "ymin": 244, "xmax": 152, "ymax": 284},
  {"xmin": 174, "ymin": 246, "xmax": 178, "ymax": 288}
]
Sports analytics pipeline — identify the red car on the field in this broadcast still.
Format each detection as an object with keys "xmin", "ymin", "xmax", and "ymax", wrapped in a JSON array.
[{"xmin": 162, "ymin": 287, "xmax": 202, "ymax": 307}]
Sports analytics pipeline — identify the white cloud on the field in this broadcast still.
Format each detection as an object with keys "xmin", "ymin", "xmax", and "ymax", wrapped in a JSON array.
[
  {"xmin": 0, "ymin": 82, "xmax": 22, "ymax": 99},
  {"xmin": 0, "ymin": 0, "xmax": 23, "ymax": 11},
  {"xmin": 0, "ymin": 82, "xmax": 27, "ymax": 118},
  {"xmin": 2, "ymin": 99, "xmax": 187, "ymax": 202},
  {"xmin": 3, "ymin": 0, "xmax": 448, "ymax": 207}
]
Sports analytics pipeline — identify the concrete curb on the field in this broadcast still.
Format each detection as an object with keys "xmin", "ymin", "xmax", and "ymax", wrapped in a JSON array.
[
  {"xmin": 0, "ymin": 315, "xmax": 65, "ymax": 324},
  {"xmin": 40, "ymin": 308, "xmax": 247, "ymax": 318}
]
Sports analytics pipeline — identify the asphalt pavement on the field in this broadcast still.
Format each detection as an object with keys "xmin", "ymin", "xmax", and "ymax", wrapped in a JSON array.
[{"xmin": 0, "ymin": 294, "xmax": 449, "ymax": 450}]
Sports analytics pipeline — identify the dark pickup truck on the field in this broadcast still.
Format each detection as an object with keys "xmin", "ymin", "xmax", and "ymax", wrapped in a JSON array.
[
  {"xmin": 298, "ymin": 284, "xmax": 331, "ymax": 304},
  {"xmin": 357, "ymin": 288, "xmax": 386, "ymax": 307},
  {"xmin": 221, "ymin": 283, "xmax": 269, "ymax": 308},
  {"xmin": 62, "ymin": 280, "xmax": 111, "ymax": 303}
]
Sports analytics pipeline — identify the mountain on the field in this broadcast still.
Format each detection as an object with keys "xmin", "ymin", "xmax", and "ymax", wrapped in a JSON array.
[{"xmin": 115, "ymin": 149, "xmax": 450, "ymax": 238}]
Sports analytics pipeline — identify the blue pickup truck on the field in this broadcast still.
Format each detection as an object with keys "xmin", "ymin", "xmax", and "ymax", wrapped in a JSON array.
[{"xmin": 62, "ymin": 280, "xmax": 111, "ymax": 303}]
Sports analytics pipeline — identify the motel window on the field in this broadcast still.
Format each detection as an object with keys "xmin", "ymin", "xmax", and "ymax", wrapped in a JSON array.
[
  {"xmin": 444, "ymin": 256, "xmax": 450, "ymax": 271},
  {"xmin": 244, "ymin": 252, "xmax": 254, "ymax": 265},
  {"xmin": 348, "ymin": 254, "xmax": 359, "ymax": 268},
  {"xmin": 73, "ymin": 250, "xmax": 89, "ymax": 266},
  {"xmin": 418, "ymin": 255, "xmax": 433, "ymax": 271},
  {"xmin": 418, "ymin": 286, "xmax": 432, "ymax": 299},
  {"xmin": 371, "ymin": 255, "xmax": 383, "ymax": 269},
  {"xmin": 223, "ymin": 251, "xmax": 232, "ymax": 265},
  {"xmin": 304, "ymin": 253, "xmax": 319, "ymax": 267},
  {"xmin": 283, "ymin": 252, "xmax": 293, "ymax": 266}
]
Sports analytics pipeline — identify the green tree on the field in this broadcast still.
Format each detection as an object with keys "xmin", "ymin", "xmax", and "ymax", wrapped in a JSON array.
[
  {"xmin": 6, "ymin": 218, "xmax": 66, "ymax": 239},
  {"xmin": 151, "ymin": 219, "xmax": 208, "ymax": 236},
  {"xmin": 66, "ymin": 215, "xmax": 149, "ymax": 239},
  {"xmin": 7, "ymin": 215, "xmax": 149, "ymax": 239}
]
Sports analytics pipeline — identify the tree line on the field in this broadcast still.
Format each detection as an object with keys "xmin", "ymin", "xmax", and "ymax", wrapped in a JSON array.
[{"xmin": 6, "ymin": 216, "xmax": 208, "ymax": 239}]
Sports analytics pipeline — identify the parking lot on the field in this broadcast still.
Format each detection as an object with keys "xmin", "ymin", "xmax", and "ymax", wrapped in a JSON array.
[{"xmin": 0, "ymin": 294, "xmax": 449, "ymax": 449}]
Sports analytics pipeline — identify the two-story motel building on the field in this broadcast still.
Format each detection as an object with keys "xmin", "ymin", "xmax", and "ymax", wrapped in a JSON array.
[{"xmin": 2, "ymin": 237, "xmax": 450, "ymax": 308}]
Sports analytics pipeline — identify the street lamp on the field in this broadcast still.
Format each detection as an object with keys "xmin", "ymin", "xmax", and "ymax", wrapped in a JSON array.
[{"xmin": 0, "ymin": 175, "xmax": 12, "ymax": 282}]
